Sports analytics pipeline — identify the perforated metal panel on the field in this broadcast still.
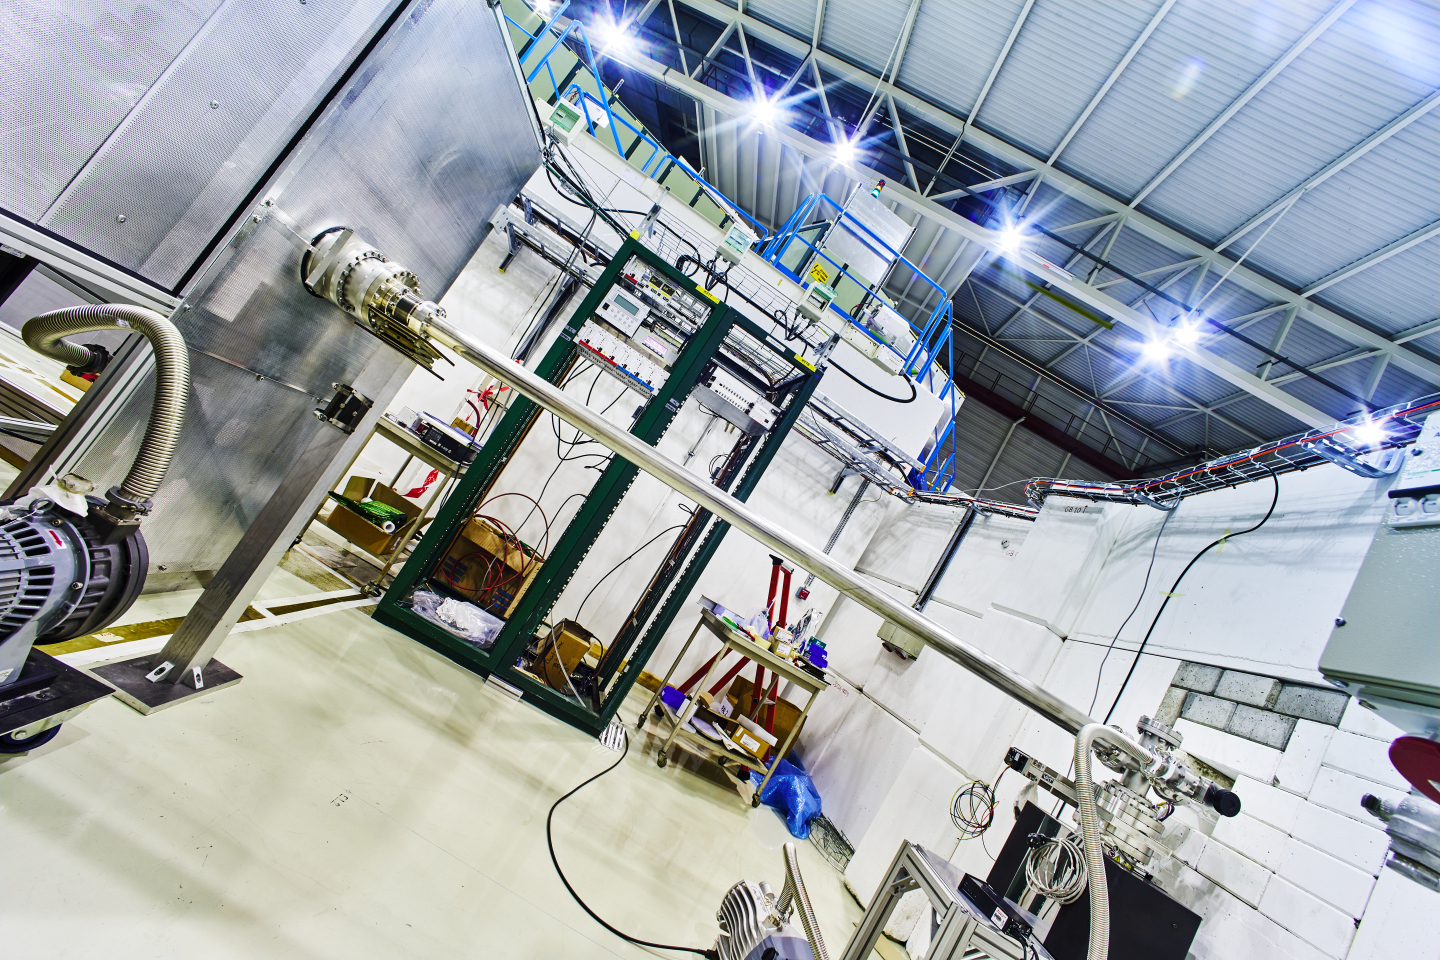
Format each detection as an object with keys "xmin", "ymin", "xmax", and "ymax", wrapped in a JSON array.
[
  {"xmin": 0, "ymin": 1, "xmax": 221, "ymax": 222},
  {"xmin": 38, "ymin": 0, "xmax": 399, "ymax": 288},
  {"xmin": 67, "ymin": 0, "xmax": 541, "ymax": 571}
]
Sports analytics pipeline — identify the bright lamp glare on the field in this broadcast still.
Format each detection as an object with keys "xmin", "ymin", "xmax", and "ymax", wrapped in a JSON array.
[
  {"xmin": 1174, "ymin": 322, "xmax": 1200, "ymax": 345},
  {"xmin": 595, "ymin": 19, "xmax": 635, "ymax": 56},
  {"xmin": 998, "ymin": 227, "xmax": 1023, "ymax": 254},
  {"xmin": 751, "ymin": 98, "xmax": 778, "ymax": 126},
  {"xmin": 1143, "ymin": 340, "xmax": 1171, "ymax": 362},
  {"xmin": 835, "ymin": 140, "xmax": 855, "ymax": 163},
  {"xmin": 1351, "ymin": 420, "xmax": 1386, "ymax": 446}
]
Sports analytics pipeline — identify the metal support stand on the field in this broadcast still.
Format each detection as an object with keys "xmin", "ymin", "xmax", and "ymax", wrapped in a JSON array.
[
  {"xmin": 123, "ymin": 354, "xmax": 411, "ymax": 710},
  {"xmin": 841, "ymin": 842, "xmax": 1052, "ymax": 960}
]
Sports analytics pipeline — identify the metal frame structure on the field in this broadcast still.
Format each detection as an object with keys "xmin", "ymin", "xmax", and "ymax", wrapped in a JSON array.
[
  {"xmin": 374, "ymin": 237, "xmax": 819, "ymax": 735},
  {"xmin": 566, "ymin": 0, "xmax": 1438, "ymax": 495}
]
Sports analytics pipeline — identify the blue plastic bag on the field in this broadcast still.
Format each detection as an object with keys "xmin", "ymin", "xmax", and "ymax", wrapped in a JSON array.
[{"xmin": 750, "ymin": 758, "xmax": 823, "ymax": 839}]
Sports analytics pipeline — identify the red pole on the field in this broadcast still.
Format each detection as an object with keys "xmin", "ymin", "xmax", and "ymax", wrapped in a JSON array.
[
  {"xmin": 765, "ymin": 555, "xmax": 783, "ymax": 629},
  {"xmin": 777, "ymin": 564, "xmax": 792, "ymax": 628}
]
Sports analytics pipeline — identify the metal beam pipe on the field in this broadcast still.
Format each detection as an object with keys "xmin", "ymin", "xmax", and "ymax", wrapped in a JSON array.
[{"xmin": 416, "ymin": 313, "xmax": 1096, "ymax": 736}]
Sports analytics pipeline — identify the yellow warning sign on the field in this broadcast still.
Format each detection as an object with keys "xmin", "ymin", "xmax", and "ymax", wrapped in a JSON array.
[{"xmin": 808, "ymin": 262, "xmax": 831, "ymax": 284}]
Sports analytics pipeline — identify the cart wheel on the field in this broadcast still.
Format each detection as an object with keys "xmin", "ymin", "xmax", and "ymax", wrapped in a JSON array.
[
  {"xmin": 657, "ymin": 754, "xmax": 668, "ymax": 768},
  {"xmin": 0, "ymin": 724, "xmax": 61, "ymax": 754},
  {"xmin": 751, "ymin": 794, "xmax": 762, "ymax": 808}
]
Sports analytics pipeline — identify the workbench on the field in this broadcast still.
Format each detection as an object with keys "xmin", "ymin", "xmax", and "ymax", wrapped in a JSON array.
[
  {"xmin": 310, "ymin": 414, "xmax": 468, "ymax": 594},
  {"xmin": 640, "ymin": 606, "xmax": 828, "ymax": 805}
]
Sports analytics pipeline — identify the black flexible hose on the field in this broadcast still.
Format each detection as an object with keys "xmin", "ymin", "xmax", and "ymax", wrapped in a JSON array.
[
  {"xmin": 829, "ymin": 360, "xmax": 917, "ymax": 403},
  {"xmin": 546, "ymin": 728, "xmax": 718, "ymax": 959},
  {"xmin": 1102, "ymin": 465, "xmax": 1280, "ymax": 723}
]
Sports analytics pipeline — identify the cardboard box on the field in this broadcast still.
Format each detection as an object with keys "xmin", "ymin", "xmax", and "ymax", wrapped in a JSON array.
[
  {"xmin": 323, "ymin": 477, "xmax": 422, "ymax": 558},
  {"xmin": 735, "ymin": 687, "xmax": 806, "ymax": 752},
  {"xmin": 538, "ymin": 619, "xmax": 597, "ymax": 690},
  {"xmin": 436, "ymin": 516, "xmax": 544, "ymax": 619}
]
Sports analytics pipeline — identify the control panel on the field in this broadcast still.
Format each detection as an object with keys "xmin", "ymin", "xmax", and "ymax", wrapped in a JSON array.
[
  {"xmin": 1389, "ymin": 411, "xmax": 1440, "ymax": 527},
  {"xmin": 576, "ymin": 255, "xmax": 711, "ymax": 399}
]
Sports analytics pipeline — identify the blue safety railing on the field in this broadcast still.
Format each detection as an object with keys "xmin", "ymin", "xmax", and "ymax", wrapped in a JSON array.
[
  {"xmin": 505, "ymin": 2, "xmax": 960, "ymax": 492},
  {"xmin": 762, "ymin": 192, "xmax": 963, "ymax": 491}
]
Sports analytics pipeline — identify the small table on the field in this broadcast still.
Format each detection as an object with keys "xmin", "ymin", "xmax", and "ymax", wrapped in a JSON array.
[
  {"xmin": 309, "ymin": 414, "xmax": 468, "ymax": 593},
  {"xmin": 641, "ymin": 606, "xmax": 828, "ymax": 806}
]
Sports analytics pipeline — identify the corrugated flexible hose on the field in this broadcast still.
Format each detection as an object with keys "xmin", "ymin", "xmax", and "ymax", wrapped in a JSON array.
[
  {"xmin": 22, "ymin": 305, "xmax": 189, "ymax": 504},
  {"xmin": 1074, "ymin": 724, "xmax": 1112, "ymax": 960},
  {"xmin": 776, "ymin": 841, "xmax": 828, "ymax": 960},
  {"xmin": 1074, "ymin": 723, "xmax": 1154, "ymax": 960}
]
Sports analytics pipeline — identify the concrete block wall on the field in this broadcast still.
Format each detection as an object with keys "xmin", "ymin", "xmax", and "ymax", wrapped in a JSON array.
[{"xmin": 1159, "ymin": 692, "xmax": 1423, "ymax": 960}]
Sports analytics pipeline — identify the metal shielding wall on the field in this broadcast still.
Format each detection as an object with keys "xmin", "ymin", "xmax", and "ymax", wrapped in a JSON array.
[
  {"xmin": 3, "ymin": 1, "xmax": 400, "ymax": 289},
  {"xmin": 62, "ymin": 0, "xmax": 540, "ymax": 570}
]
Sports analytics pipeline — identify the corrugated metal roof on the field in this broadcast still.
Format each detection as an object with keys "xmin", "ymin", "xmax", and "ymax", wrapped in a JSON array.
[
  {"xmin": 1057, "ymin": 0, "xmax": 1333, "ymax": 200},
  {"xmin": 980, "ymin": 0, "xmax": 1167, "ymax": 158},
  {"xmin": 1242, "ymin": 109, "xmax": 1440, "ymax": 288},
  {"xmin": 1315, "ymin": 238, "xmax": 1440, "ymax": 339},
  {"xmin": 746, "ymin": 0, "xmax": 817, "ymax": 41},
  {"xmin": 1143, "ymin": 1, "xmax": 1440, "ymax": 244},
  {"xmin": 818, "ymin": 0, "xmax": 911, "ymax": 78},
  {"xmin": 895, "ymin": 0, "xmax": 1027, "ymax": 118}
]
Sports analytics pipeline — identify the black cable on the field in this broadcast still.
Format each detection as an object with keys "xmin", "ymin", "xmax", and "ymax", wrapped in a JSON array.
[
  {"xmin": 1102, "ymin": 465, "xmax": 1281, "ymax": 724},
  {"xmin": 1086, "ymin": 506, "xmax": 1177, "ymax": 716},
  {"xmin": 546, "ymin": 728, "xmax": 717, "ymax": 959},
  {"xmin": 574, "ymin": 524, "xmax": 686, "ymax": 622},
  {"xmin": 829, "ymin": 360, "xmax": 917, "ymax": 403}
]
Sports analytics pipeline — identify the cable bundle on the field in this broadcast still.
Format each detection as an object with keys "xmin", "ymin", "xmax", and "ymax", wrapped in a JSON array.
[
  {"xmin": 438, "ymin": 493, "xmax": 550, "ymax": 614},
  {"xmin": 950, "ymin": 780, "xmax": 997, "ymax": 839},
  {"xmin": 1024, "ymin": 833, "xmax": 1088, "ymax": 904}
]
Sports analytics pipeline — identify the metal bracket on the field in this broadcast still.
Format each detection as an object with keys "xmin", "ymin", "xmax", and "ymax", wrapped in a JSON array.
[
  {"xmin": 1302, "ymin": 437, "xmax": 1405, "ymax": 479},
  {"xmin": 144, "ymin": 661, "xmax": 174, "ymax": 682},
  {"xmin": 313, "ymin": 383, "xmax": 373, "ymax": 434}
]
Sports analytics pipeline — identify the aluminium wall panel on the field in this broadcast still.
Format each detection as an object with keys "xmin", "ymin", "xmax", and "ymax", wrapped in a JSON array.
[
  {"xmin": 69, "ymin": 0, "xmax": 540, "ymax": 571},
  {"xmin": 39, "ymin": 0, "xmax": 398, "ymax": 288},
  {"xmin": 0, "ymin": 1, "xmax": 222, "ymax": 222}
]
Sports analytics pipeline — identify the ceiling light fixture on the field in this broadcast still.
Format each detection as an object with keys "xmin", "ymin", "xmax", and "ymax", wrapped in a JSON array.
[
  {"xmin": 1142, "ymin": 340, "xmax": 1171, "ymax": 362},
  {"xmin": 998, "ymin": 226, "xmax": 1024, "ymax": 254},
  {"xmin": 1351, "ymin": 418, "xmax": 1386, "ymax": 446},
  {"xmin": 595, "ymin": 19, "xmax": 635, "ymax": 58},
  {"xmin": 835, "ymin": 139, "xmax": 855, "ymax": 164},
  {"xmin": 1174, "ymin": 322, "xmax": 1201, "ymax": 345},
  {"xmin": 751, "ymin": 97, "xmax": 778, "ymax": 126}
]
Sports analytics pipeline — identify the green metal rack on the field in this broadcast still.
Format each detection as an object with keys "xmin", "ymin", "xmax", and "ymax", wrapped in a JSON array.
[{"xmin": 374, "ymin": 237, "xmax": 820, "ymax": 735}]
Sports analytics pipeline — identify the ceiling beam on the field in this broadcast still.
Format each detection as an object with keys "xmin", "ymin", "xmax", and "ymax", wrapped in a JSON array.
[
  {"xmin": 1301, "ymin": 221, "xmax": 1440, "ymax": 296},
  {"xmin": 889, "ymin": 0, "xmax": 924, "ymax": 83},
  {"xmin": 1129, "ymin": 0, "xmax": 1357, "ymax": 206},
  {"xmin": 920, "ymin": 0, "xmax": 1032, "ymax": 197},
  {"xmin": 1217, "ymin": 90, "xmax": 1440, "ymax": 250},
  {"xmin": 653, "ymin": 0, "xmax": 1439, "ymax": 386},
  {"xmin": 1048, "ymin": 0, "xmax": 1176, "ymax": 165},
  {"xmin": 887, "ymin": 95, "xmax": 921, "ymax": 191},
  {"xmin": 1393, "ymin": 318, "xmax": 1439, "ymax": 345},
  {"xmin": 618, "ymin": 45, "xmax": 1344, "ymax": 428}
]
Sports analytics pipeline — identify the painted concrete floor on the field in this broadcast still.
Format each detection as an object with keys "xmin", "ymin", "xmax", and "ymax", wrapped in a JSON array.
[{"xmin": 1, "ymin": 564, "xmax": 864, "ymax": 959}]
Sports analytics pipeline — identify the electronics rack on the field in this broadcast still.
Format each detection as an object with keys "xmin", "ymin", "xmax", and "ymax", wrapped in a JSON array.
[{"xmin": 374, "ymin": 237, "xmax": 821, "ymax": 735}]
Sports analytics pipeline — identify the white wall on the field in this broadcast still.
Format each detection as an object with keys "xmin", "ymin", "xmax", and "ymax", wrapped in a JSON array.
[{"xmin": 814, "ymin": 466, "xmax": 1436, "ymax": 960}]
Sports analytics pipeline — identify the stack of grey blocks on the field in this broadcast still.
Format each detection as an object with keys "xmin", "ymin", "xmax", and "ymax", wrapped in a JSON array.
[{"xmin": 1156, "ymin": 662, "xmax": 1350, "ymax": 750}]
